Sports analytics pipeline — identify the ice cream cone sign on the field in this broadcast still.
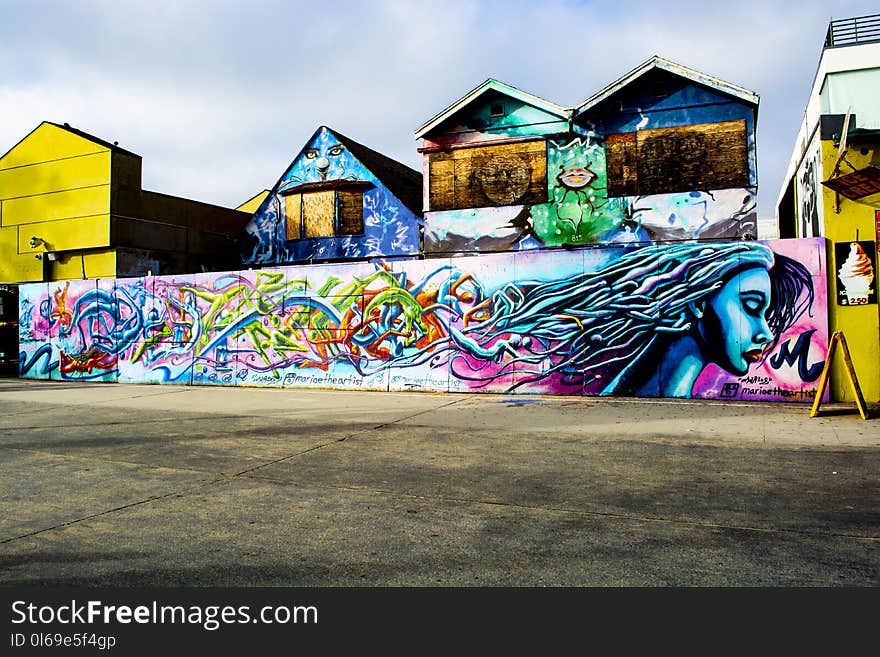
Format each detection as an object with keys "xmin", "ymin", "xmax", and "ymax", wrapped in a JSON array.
[{"xmin": 836, "ymin": 241, "xmax": 877, "ymax": 306}]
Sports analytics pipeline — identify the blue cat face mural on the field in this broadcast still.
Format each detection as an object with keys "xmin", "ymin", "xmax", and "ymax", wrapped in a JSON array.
[
  {"xmin": 283, "ymin": 131, "xmax": 355, "ymax": 185},
  {"xmin": 243, "ymin": 127, "xmax": 421, "ymax": 265}
]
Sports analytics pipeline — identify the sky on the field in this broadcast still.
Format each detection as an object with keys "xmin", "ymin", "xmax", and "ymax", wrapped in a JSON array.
[{"xmin": 1, "ymin": 0, "xmax": 878, "ymax": 227}]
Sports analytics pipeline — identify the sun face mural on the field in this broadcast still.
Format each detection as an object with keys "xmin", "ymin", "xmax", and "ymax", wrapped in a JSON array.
[
  {"xmin": 19, "ymin": 239, "xmax": 828, "ymax": 402},
  {"xmin": 242, "ymin": 127, "xmax": 421, "ymax": 265}
]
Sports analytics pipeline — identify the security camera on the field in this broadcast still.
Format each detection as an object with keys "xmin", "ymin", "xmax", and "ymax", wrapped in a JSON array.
[{"xmin": 29, "ymin": 236, "xmax": 40, "ymax": 248}]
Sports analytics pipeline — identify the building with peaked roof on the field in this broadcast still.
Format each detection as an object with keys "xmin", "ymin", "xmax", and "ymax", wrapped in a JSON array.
[
  {"xmin": 776, "ymin": 13, "xmax": 880, "ymax": 404},
  {"xmin": 0, "ymin": 121, "xmax": 251, "ymax": 284},
  {"xmin": 241, "ymin": 126, "xmax": 422, "ymax": 265},
  {"xmin": 573, "ymin": 55, "xmax": 759, "ymax": 202},
  {"xmin": 417, "ymin": 56, "xmax": 760, "ymax": 256},
  {"xmin": 415, "ymin": 78, "xmax": 571, "ymax": 254}
]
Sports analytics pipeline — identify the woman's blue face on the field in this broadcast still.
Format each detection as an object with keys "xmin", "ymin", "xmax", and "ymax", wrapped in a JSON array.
[{"xmin": 700, "ymin": 267, "xmax": 773, "ymax": 375}]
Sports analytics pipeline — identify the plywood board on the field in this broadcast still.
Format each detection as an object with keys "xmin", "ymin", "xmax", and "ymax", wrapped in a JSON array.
[
  {"xmin": 428, "ymin": 140, "xmax": 547, "ymax": 210},
  {"xmin": 302, "ymin": 190, "xmax": 336, "ymax": 238},
  {"xmin": 606, "ymin": 120, "xmax": 748, "ymax": 197}
]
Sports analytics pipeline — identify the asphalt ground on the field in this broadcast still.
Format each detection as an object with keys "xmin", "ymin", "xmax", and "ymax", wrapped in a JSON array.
[{"xmin": 1, "ymin": 378, "xmax": 878, "ymax": 587}]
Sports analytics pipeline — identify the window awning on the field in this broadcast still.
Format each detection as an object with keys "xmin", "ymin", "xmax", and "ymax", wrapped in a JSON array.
[{"xmin": 278, "ymin": 179, "xmax": 371, "ymax": 196}]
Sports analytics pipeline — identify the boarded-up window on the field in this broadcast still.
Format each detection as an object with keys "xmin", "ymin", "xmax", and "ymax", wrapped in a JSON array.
[
  {"xmin": 285, "ymin": 194, "xmax": 302, "ymax": 240},
  {"xmin": 428, "ymin": 140, "xmax": 547, "ymax": 211},
  {"xmin": 606, "ymin": 120, "xmax": 749, "ymax": 197},
  {"xmin": 281, "ymin": 181, "xmax": 368, "ymax": 239},
  {"xmin": 337, "ymin": 189, "xmax": 364, "ymax": 235},
  {"xmin": 302, "ymin": 190, "xmax": 336, "ymax": 238}
]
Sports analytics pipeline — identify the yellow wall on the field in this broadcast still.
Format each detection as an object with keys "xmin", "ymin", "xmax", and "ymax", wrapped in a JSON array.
[
  {"xmin": 48, "ymin": 249, "xmax": 116, "ymax": 280},
  {"xmin": 0, "ymin": 123, "xmax": 107, "ymax": 167},
  {"xmin": 236, "ymin": 190, "xmax": 269, "ymax": 214},
  {"xmin": 0, "ymin": 225, "xmax": 42, "ymax": 281},
  {"xmin": 15, "ymin": 215, "xmax": 110, "ymax": 252},
  {"xmin": 0, "ymin": 122, "xmax": 112, "ymax": 283},
  {"xmin": 0, "ymin": 151, "xmax": 110, "ymax": 199},
  {"xmin": 4, "ymin": 186, "xmax": 110, "ymax": 225},
  {"xmin": 820, "ymin": 139, "xmax": 880, "ymax": 403}
]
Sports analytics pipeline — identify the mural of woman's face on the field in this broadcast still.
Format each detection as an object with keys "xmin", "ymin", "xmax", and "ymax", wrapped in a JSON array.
[{"xmin": 696, "ymin": 267, "xmax": 774, "ymax": 375}]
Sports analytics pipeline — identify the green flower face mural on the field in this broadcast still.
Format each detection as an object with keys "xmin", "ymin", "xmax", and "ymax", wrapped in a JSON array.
[{"xmin": 529, "ymin": 136, "xmax": 626, "ymax": 247}]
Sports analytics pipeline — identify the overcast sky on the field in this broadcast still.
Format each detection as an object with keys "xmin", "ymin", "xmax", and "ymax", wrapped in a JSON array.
[{"xmin": 1, "ymin": 0, "xmax": 877, "ymax": 222}]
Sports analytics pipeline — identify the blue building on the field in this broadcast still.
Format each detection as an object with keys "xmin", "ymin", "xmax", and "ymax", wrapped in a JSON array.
[
  {"xmin": 417, "ymin": 56, "xmax": 760, "ymax": 255},
  {"xmin": 242, "ymin": 126, "xmax": 422, "ymax": 265}
]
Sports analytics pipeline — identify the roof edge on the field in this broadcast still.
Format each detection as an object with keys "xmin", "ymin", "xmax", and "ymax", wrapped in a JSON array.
[
  {"xmin": 46, "ymin": 121, "xmax": 142, "ymax": 158},
  {"xmin": 315, "ymin": 126, "xmax": 423, "ymax": 217},
  {"xmin": 573, "ymin": 55, "xmax": 759, "ymax": 117},
  {"xmin": 414, "ymin": 78, "xmax": 569, "ymax": 140}
]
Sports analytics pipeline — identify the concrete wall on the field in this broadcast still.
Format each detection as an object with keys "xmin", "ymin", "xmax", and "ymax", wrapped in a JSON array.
[{"xmin": 19, "ymin": 238, "xmax": 828, "ymax": 402}]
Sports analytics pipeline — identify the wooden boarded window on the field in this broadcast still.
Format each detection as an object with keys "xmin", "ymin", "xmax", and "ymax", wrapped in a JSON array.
[
  {"xmin": 606, "ymin": 119, "xmax": 749, "ymax": 197},
  {"xmin": 285, "ymin": 194, "xmax": 302, "ymax": 240},
  {"xmin": 281, "ymin": 181, "xmax": 367, "ymax": 240},
  {"xmin": 428, "ymin": 140, "xmax": 547, "ymax": 211},
  {"xmin": 336, "ymin": 188, "xmax": 364, "ymax": 235},
  {"xmin": 302, "ymin": 190, "xmax": 336, "ymax": 238}
]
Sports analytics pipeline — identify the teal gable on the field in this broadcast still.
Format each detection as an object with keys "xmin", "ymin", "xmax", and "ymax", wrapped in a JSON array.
[
  {"xmin": 418, "ymin": 81, "xmax": 570, "ymax": 150},
  {"xmin": 243, "ymin": 127, "xmax": 422, "ymax": 265},
  {"xmin": 416, "ymin": 79, "xmax": 571, "ymax": 254}
]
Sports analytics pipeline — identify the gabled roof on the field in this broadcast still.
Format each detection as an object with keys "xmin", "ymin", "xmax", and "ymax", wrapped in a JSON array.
[
  {"xmin": 326, "ymin": 127, "xmax": 423, "ymax": 217},
  {"xmin": 46, "ymin": 121, "xmax": 141, "ymax": 158},
  {"xmin": 574, "ymin": 55, "xmax": 759, "ymax": 116},
  {"xmin": 414, "ymin": 78, "xmax": 570, "ymax": 140}
]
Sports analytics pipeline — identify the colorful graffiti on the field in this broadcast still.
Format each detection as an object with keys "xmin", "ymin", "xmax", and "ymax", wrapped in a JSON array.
[
  {"xmin": 242, "ymin": 126, "xmax": 421, "ymax": 265},
  {"xmin": 423, "ymin": 70, "xmax": 759, "ymax": 255},
  {"xmin": 529, "ymin": 136, "xmax": 625, "ymax": 247},
  {"xmin": 423, "ymin": 134, "xmax": 758, "ymax": 254},
  {"xmin": 798, "ymin": 147, "xmax": 822, "ymax": 238},
  {"xmin": 19, "ymin": 240, "xmax": 828, "ymax": 401}
]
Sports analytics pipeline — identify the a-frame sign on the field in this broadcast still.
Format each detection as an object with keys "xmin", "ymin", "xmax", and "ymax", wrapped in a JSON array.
[{"xmin": 810, "ymin": 331, "xmax": 870, "ymax": 420}]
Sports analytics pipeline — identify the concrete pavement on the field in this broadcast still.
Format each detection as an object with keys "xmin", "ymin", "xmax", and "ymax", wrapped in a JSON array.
[{"xmin": 0, "ymin": 378, "xmax": 878, "ymax": 586}]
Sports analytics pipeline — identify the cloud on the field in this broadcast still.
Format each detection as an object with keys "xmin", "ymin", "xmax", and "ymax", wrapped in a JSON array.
[{"xmin": 2, "ymin": 0, "xmax": 878, "ymax": 220}]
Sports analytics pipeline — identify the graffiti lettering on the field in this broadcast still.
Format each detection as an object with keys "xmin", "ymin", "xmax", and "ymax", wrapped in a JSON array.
[{"xmin": 768, "ymin": 329, "xmax": 824, "ymax": 382}]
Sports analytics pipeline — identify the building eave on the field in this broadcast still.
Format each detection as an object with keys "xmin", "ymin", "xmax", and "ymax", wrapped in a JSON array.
[
  {"xmin": 414, "ymin": 78, "xmax": 569, "ymax": 141},
  {"xmin": 573, "ymin": 55, "xmax": 759, "ymax": 117}
]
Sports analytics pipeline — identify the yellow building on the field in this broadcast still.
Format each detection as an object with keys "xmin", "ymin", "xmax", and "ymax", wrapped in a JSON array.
[
  {"xmin": 776, "ymin": 15, "xmax": 880, "ymax": 403},
  {"xmin": 0, "ymin": 121, "xmax": 251, "ymax": 283},
  {"xmin": 236, "ymin": 189, "xmax": 269, "ymax": 214}
]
